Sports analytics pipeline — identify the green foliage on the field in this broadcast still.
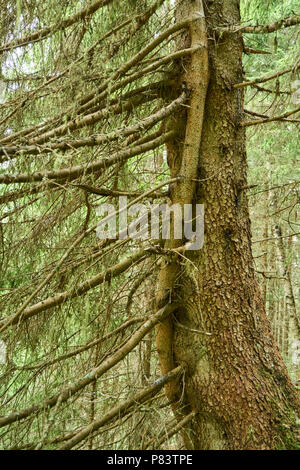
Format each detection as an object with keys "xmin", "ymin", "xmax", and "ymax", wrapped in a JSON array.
[{"xmin": 0, "ymin": 0, "xmax": 298, "ymax": 451}]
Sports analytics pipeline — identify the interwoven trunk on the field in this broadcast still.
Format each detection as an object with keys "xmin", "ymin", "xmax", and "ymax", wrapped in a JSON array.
[{"xmin": 155, "ymin": 0, "xmax": 300, "ymax": 450}]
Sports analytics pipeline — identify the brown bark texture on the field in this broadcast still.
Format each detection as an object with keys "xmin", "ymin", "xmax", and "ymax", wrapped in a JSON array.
[{"xmin": 155, "ymin": 0, "xmax": 300, "ymax": 450}]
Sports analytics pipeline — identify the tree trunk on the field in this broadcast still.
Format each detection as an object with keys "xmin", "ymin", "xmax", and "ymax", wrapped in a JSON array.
[
  {"xmin": 155, "ymin": 0, "xmax": 300, "ymax": 450},
  {"xmin": 274, "ymin": 224, "xmax": 300, "ymax": 359}
]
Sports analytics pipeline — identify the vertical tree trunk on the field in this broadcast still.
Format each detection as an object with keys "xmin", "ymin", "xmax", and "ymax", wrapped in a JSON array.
[
  {"xmin": 267, "ymin": 228, "xmax": 276, "ymax": 331},
  {"xmin": 156, "ymin": 0, "xmax": 300, "ymax": 450},
  {"xmin": 274, "ymin": 224, "xmax": 300, "ymax": 360},
  {"xmin": 261, "ymin": 171, "xmax": 270, "ymax": 309}
]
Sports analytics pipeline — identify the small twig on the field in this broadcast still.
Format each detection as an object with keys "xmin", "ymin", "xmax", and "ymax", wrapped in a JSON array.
[{"xmin": 175, "ymin": 319, "xmax": 212, "ymax": 336}]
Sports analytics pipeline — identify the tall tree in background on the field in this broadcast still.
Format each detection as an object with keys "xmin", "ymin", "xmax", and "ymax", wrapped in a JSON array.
[{"xmin": 0, "ymin": 0, "xmax": 299, "ymax": 450}]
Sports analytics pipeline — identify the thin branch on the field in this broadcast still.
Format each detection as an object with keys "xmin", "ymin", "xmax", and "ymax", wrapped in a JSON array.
[
  {"xmin": 126, "ymin": 271, "xmax": 155, "ymax": 315},
  {"xmin": 252, "ymin": 232, "xmax": 300, "ymax": 244},
  {"xmin": 15, "ymin": 316, "xmax": 146, "ymax": 371},
  {"xmin": 251, "ymin": 84, "xmax": 290, "ymax": 95},
  {"xmin": 68, "ymin": 45, "xmax": 200, "ymax": 121},
  {"xmin": 0, "ymin": 81, "xmax": 159, "ymax": 151},
  {"xmin": 0, "ymin": 80, "xmax": 164, "ymax": 146},
  {"xmin": 58, "ymin": 365, "xmax": 184, "ymax": 450},
  {"xmin": 250, "ymin": 180, "xmax": 300, "ymax": 196},
  {"xmin": 234, "ymin": 65, "xmax": 299, "ymax": 89},
  {"xmin": 0, "ymin": 176, "xmax": 179, "ymax": 330},
  {"xmin": 146, "ymin": 411, "xmax": 195, "ymax": 450},
  {"xmin": 0, "ymin": 130, "xmax": 175, "ymax": 185},
  {"xmin": 217, "ymin": 15, "xmax": 300, "ymax": 34},
  {"xmin": 0, "ymin": 0, "xmax": 168, "ymax": 146},
  {"xmin": 75, "ymin": 18, "xmax": 201, "ymax": 114},
  {"xmin": 0, "ymin": 0, "xmax": 113, "ymax": 53},
  {"xmin": 241, "ymin": 105, "xmax": 300, "ymax": 126},
  {"xmin": 0, "ymin": 303, "xmax": 179, "ymax": 429},
  {"xmin": 26, "ymin": 83, "xmax": 163, "ymax": 148},
  {"xmin": 244, "ymin": 47, "xmax": 271, "ymax": 55},
  {"xmin": 72, "ymin": 184, "xmax": 168, "ymax": 199},
  {"xmin": 0, "ymin": 92, "xmax": 186, "ymax": 159}
]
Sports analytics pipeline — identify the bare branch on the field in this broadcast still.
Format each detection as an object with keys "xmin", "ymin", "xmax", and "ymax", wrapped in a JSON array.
[
  {"xmin": 0, "ymin": 176, "xmax": 179, "ymax": 330},
  {"xmin": 0, "ymin": 0, "xmax": 113, "ymax": 53},
  {"xmin": 16, "ymin": 316, "xmax": 146, "ymax": 371},
  {"xmin": 0, "ymin": 81, "xmax": 164, "ymax": 146},
  {"xmin": 234, "ymin": 65, "xmax": 299, "ymax": 89},
  {"xmin": 0, "ymin": 130, "xmax": 175, "ymax": 185},
  {"xmin": 72, "ymin": 46, "xmax": 200, "ymax": 119},
  {"xmin": 26, "ymin": 83, "xmax": 163, "ymax": 148},
  {"xmin": 73, "ymin": 184, "xmax": 168, "ymax": 199},
  {"xmin": 58, "ymin": 365, "xmax": 184, "ymax": 450},
  {"xmin": 0, "ymin": 92, "xmax": 186, "ymax": 160},
  {"xmin": 252, "ymin": 232, "xmax": 300, "ymax": 243},
  {"xmin": 0, "ymin": 303, "xmax": 179, "ymax": 429},
  {"xmin": 241, "ymin": 106, "xmax": 300, "ymax": 126},
  {"xmin": 244, "ymin": 47, "xmax": 271, "ymax": 55},
  {"xmin": 146, "ymin": 411, "xmax": 195, "ymax": 449},
  {"xmin": 217, "ymin": 15, "xmax": 300, "ymax": 34}
]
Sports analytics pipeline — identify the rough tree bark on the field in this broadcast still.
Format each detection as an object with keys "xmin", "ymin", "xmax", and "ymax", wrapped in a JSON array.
[{"xmin": 155, "ymin": 0, "xmax": 300, "ymax": 450}]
